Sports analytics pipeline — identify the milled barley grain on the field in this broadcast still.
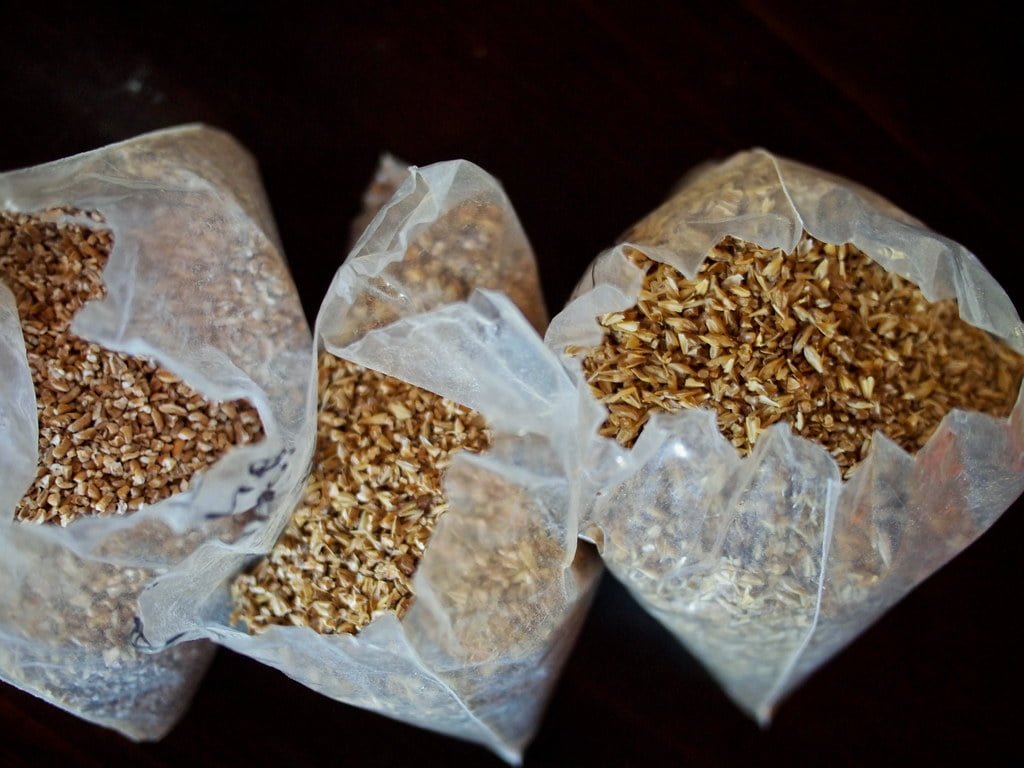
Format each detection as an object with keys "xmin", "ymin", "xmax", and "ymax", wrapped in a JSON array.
[{"xmin": 231, "ymin": 353, "xmax": 491, "ymax": 635}]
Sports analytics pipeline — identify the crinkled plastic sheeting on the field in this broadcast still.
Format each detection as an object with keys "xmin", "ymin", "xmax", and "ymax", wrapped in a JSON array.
[
  {"xmin": 138, "ymin": 160, "xmax": 601, "ymax": 763},
  {"xmin": 0, "ymin": 126, "xmax": 312, "ymax": 739},
  {"xmin": 546, "ymin": 149, "xmax": 1024, "ymax": 723}
]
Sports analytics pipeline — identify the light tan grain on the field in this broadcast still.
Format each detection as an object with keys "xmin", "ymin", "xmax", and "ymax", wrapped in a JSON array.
[{"xmin": 231, "ymin": 354, "xmax": 490, "ymax": 635}]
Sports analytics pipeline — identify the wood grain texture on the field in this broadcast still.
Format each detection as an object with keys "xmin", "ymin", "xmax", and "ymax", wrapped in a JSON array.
[{"xmin": 1, "ymin": 3, "xmax": 1019, "ymax": 765}]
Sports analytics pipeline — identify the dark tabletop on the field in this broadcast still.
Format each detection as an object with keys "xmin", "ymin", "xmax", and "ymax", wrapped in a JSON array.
[{"xmin": 1, "ymin": 3, "xmax": 1020, "ymax": 766}]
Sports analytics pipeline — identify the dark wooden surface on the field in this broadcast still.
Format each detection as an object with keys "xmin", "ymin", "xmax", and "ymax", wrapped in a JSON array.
[{"xmin": 1, "ymin": 3, "xmax": 1020, "ymax": 765}]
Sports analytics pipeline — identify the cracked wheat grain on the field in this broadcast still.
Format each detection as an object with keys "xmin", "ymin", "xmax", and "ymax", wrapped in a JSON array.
[{"xmin": 0, "ymin": 210, "xmax": 265, "ymax": 524}]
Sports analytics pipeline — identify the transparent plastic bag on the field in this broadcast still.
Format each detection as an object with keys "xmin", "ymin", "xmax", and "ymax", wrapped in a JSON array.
[
  {"xmin": 138, "ymin": 159, "xmax": 600, "ymax": 763},
  {"xmin": 546, "ymin": 149, "xmax": 1024, "ymax": 722},
  {"xmin": 0, "ymin": 125, "xmax": 312, "ymax": 739}
]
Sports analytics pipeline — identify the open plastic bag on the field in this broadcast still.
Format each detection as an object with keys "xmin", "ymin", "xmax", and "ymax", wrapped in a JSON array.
[
  {"xmin": 138, "ymin": 159, "xmax": 600, "ymax": 763},
  {"xmin": 0, "ymin": 125, "xmax": 311, "ymax": 739},
  {"xmin": 546, "ymin": 149, "xmax": 1024, "ymax": 722}
]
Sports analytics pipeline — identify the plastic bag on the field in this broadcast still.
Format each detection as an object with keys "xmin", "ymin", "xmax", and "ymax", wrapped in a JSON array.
[
  {"xmin": 138, "ymin": 159, "xmax": 601, "ymax": 763},
  {"xmin": 546, "ymin": 149, "xmax": 1024, "ymax": 722},
  {"xmin": 0, "ymin": 125, "xmax": 311, "ymax": 739}
]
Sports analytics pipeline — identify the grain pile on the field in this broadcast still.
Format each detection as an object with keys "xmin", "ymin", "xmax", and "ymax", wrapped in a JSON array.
[
  {"xmin": 573, "ymin": 231, "xmax": 1024, "ymax": 716},
  {"xmin": 0, "ymin": 210, "xmax": 265, "ymax": 525},
  {"xmin": 231, "ymin": 354, "xmax": 491, "ymax": 634},
  {"xmin": 233, "ymin": 164, "xmax": 562, "ymax": 641},
  {"xmin": 576, "ymin": 234, "xmax": 1024, "ymax": 474},
  {"xmin": 339, "ymin": 198, "xmax": 545, "ymax": 345}
]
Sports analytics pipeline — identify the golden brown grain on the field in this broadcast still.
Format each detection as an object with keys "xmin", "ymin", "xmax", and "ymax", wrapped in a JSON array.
[
  {"xmin": 0, "ymin": 210, "xmax": 265, "ymax": 525},
  {"xmin": 576, "ymin": 234, "xmax": 1024, "ymax": 475}
]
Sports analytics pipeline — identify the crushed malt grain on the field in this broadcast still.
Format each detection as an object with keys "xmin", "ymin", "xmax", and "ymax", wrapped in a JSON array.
[{"xmin": 231, "ymin": 354, "xmax": 491, "ymax": 634}]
